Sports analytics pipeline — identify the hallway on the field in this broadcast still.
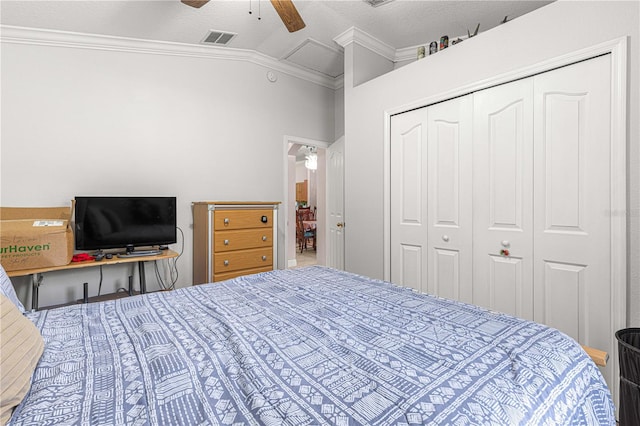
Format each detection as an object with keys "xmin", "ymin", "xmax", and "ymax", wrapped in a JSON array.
[{"xmin": 295, "ymin": 248, "xmax": 317, "ymax": 268}]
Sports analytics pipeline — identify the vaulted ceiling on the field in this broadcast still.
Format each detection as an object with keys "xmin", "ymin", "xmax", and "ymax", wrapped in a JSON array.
[{"xmin": 1, "ymin": 0, "xmax": 553, "ymax": 78}]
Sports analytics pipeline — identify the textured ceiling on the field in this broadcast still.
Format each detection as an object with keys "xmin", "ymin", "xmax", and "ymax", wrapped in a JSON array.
[{"xmin": 0, "ymin": 0, "xmax": 553, "ymax": 75}]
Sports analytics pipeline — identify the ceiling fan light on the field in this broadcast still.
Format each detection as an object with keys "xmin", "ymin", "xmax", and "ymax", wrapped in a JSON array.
[{"xmin": 305, "ymin": 153, "xmax": 318, "ymax": 170}]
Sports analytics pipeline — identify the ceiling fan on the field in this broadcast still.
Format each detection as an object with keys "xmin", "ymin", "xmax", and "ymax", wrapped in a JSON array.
[{"xmin": 181, "ymin": 0, "xmax": 306, "ymax": 33}]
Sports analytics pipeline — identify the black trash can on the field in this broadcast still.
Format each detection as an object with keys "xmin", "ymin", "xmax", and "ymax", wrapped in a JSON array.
[{"xmin": 616, "ymin": 328, "xmax": 640, "ymax": 425}]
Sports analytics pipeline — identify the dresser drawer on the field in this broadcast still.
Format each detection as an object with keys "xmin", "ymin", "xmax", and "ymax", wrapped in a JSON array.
[
  {"xmin": 214, "ymin": 228, "xmax": 272, "ymax": 252},
  {"xmin": 213, "ymin": 247, "xmax": 272, "ymax": 273},
  {"xmin": 193, "ymin": 202, "xmax": 279, "ymax": 286},
  {"xmin": 214, "ymin": 266, "xmax": 273, "ymax": 282},
  {"xmin": 214, "ymin": 209, "xmax": 273, "ymax": 231}
]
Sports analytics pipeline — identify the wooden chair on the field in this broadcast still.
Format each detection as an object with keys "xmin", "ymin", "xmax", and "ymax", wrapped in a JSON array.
[
  {"xmin": 297, "ymin": 206, "xmax": 314, "ymax": 221},
  {"xmin": 296, "ymin": 210, "xmax": 316, "ymax": 253}
]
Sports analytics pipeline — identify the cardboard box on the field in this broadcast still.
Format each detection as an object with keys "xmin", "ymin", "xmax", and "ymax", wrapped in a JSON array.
[{"xmin": 0, "ymin": 204, "xmax": 74, "ymax": 272}]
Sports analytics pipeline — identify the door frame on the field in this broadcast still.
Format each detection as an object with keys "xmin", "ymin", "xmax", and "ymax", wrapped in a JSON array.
[
  {"xmin": 383, "ymin": 36, "xmax": 627, "ymax": 407},
  {"xmin": 282, "ymin": 135, "xmax": 331, "ymax": 268}
]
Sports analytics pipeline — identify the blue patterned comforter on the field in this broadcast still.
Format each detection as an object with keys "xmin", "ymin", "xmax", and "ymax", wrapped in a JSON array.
[{"xmin": 11, "ymin": 266, "xmax": 614, "ymax": 425}]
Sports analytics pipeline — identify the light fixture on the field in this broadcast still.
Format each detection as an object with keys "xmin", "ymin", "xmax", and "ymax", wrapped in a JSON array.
[{"xmin": 305, "ymin": 146, "xmax": 317, "ymax": 170}]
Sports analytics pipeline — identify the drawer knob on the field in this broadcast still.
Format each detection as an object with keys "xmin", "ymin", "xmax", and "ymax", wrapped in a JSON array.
[
  {"xmin": 224, "ymin": 218, "xmax": 229, "ymax": 225},
  {"xmin": 262, "ymin": 236, "xmax": 267, "ymax": 241},
  {"xmin": 262, "ymin": 255, "xmax": 267, "ymax": 261},
  {"xmin": 223, "ymin": 260, "xmax": 229, "ymax": 266},
  {"xmin": 224, "ymin": 239, "xmax": 229, "ymax": 245}
]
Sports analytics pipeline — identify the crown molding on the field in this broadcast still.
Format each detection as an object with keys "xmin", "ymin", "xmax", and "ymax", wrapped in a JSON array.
[
  {"xmin": 333, "ymin": 26, "xmax": 395, "ymax": 62},
  {"xmin": 0, "ymin": 25, "xmax": 342, "ymax": 90},
  {"xmin": 334, "ymin": 26, "xmax": 472, "ymax": 65},
  {"xmin": 394, "ymin": 44, "xmax": 422, "ymax": 63}
]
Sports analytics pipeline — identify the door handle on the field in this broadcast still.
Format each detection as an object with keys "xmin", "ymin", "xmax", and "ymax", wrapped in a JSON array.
[{"xmin": 336, "ymin": 222, "xmax": 344, "ymax": 228}]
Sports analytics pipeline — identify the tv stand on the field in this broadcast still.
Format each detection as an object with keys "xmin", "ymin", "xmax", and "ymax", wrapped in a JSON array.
[
  {"xmin": 7, "ymin": 250, "xmax": 178, "ymax": 310},
  {"xmin": 118, "ymin": 249, "xmax": 162, "ymax": 258}
]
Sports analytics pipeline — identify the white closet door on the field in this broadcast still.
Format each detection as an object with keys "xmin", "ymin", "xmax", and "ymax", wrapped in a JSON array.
[
  {"xmin": 533, "ymin": 55, "xmax": 612, "ymax": 375},
  {"xmin": 390, "ymin": 108, "xmax": 429, "ymax": 292},
  {"xmin": 473, "ymin": 78, "xmax": 534, "ymax": 319},
  {"xmin": 427, "ymin": 95, "xmax": 473, "ymax": 303}
]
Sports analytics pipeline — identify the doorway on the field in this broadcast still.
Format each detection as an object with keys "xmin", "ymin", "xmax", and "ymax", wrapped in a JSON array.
[
  {"xmin": 294, "ymin": 145, "xmax": 322, "ymax": 268},
  {"xmin": 283, "ymin": 136, "xmax": 330, "ymax": 269}
]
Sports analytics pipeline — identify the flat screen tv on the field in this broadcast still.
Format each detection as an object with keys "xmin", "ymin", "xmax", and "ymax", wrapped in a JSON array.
[{"xmin": 75, "ymin": 196, "xmax": 176, "ymax": 254}]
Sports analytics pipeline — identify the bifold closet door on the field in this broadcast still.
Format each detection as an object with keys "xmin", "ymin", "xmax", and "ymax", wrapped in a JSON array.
[
  {"xmin": 390, "ymin": 108, "xmax": 429, "ymax": 292},
  {"xmin": 426, "ymin": 96, "xmax": 473, "ymax": 303},
  {"xmin": 390, "ymin": 96, "xmax": 473, "ymax": 296},
  {"xmin": 472, "ymin": 78, "xmax": 534, "ymax": 320},
  {"xmin": 391, "ymin": 54, "xmax": 616, "ymax": 398},
  {"xmin": 532, "ymin": 55, "xmax": 612, "ymax": 368},
  {"xmin": 471, "ymin": 55, "xmax": 613, "ymax": 388}
]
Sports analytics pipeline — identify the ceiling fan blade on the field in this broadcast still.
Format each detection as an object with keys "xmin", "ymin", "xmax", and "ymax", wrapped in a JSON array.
[
  {"xmin": 181, "ymin": 0, "xmax": 210, "ymax": 8},
  {"xmin": 270, "ymin": 0, "xmax": 306, "ymax": 33}
]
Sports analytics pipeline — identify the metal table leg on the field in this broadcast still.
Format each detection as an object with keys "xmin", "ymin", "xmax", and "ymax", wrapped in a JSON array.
[
  {"xmin": 31, "ymin": 273, "xmax": 43, "ymax": 311},
  {"xmin": 138, "ymin": 261, "xmax": 146, "ymax": 294}
]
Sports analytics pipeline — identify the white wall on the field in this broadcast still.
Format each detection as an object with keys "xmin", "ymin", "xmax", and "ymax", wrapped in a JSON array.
[
  {"xmin": 295, "ymin": 161, "xmax": 308, "ymax": 183},
  {"xmin": 343, "ymin": 1, "xmax": 640, "ymax": 324},
  {"xmin": 352, "ymin": 43, "xmax": 394, "ymax": 88},
  {"xmin": 1, "ymin": 33, "xmax": 335, "ymax": 308},
  {"xmin": 334, "ymin": 86, "xmax": 345, "ymax": 139}
]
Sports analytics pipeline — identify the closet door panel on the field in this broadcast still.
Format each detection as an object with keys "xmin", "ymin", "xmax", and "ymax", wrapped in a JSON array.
[
  {"xmin": 473, "ymin": 79, "xmax": 534, "ymax": 319},
  {"xmin": 489, "ymin": 255, "xmax": 524, "ymax": 317},
  {"xmin": 541, "ymin": 261, "xmax": 586, "ymax": 342},
  {"xmin": 427, "ymin": 95, "xmax": 473, "ymax": 303},
  {"xmin": 533, "ymin": 55, "xmax": 612, "ymax": 364},
  {"xmin": 390, "ymin": 108, "xmax": 429, "ymax": 292},
  {"xmin": 432, "ymin": 249, "xmax": 460, "ymax": 301}
]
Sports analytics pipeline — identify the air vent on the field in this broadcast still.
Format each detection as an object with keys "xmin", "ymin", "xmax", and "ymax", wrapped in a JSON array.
[
  {"xmin": 362, "ymin": 0, "xmax": 394, "ymax": 7},
  {"xmin": 201, "ymin": 30, "xmax": 237, "ymax": 46}
]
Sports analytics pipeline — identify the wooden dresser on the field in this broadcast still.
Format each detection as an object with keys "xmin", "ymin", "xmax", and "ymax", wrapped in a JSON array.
[{"xmin": 192, "ymin": 201, "xmax": 279, "ymax": 284}]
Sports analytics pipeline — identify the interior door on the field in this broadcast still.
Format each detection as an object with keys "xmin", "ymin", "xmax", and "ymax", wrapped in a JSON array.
[
  {"xmin": 426, "ymin": 95, "xmax": 473, "ymax": 303},
  {"xmin": 390, "ymin": 108, "xmax": 429, "ymax": 292},
  {"xmin": 327, "ymin": 137, "xmax": 345, "ymax": 270},
  {"xmin": 472, "ymin": 78, "xmax": 534, "ymax": 319},
  {"xmin": 532, "ymin": 54, "xmax": 613, "ymax": 388}
]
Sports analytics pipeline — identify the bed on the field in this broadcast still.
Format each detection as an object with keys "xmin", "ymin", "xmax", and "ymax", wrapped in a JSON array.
[{"xmin": 3, "ymin": 266, "xmax": 615, "ymax": 425}]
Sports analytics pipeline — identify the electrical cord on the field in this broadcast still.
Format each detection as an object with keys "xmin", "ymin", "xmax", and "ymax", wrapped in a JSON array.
[
  {"xmin": 154, "ymin": 226, "xmax": 184, "ymax": 291},
  {"xmin": 97, "ymin": 265, "xmax": 103, "ymax": 296}
]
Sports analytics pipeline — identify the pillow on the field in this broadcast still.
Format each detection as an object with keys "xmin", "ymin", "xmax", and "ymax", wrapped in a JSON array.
[
  {"xmin": 0, "ymin": 294, "xmax": 44, "ymax": 425},
  {"xmin": 0, "ymin": 264, "xmax": 25, "ymax": 313}
]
